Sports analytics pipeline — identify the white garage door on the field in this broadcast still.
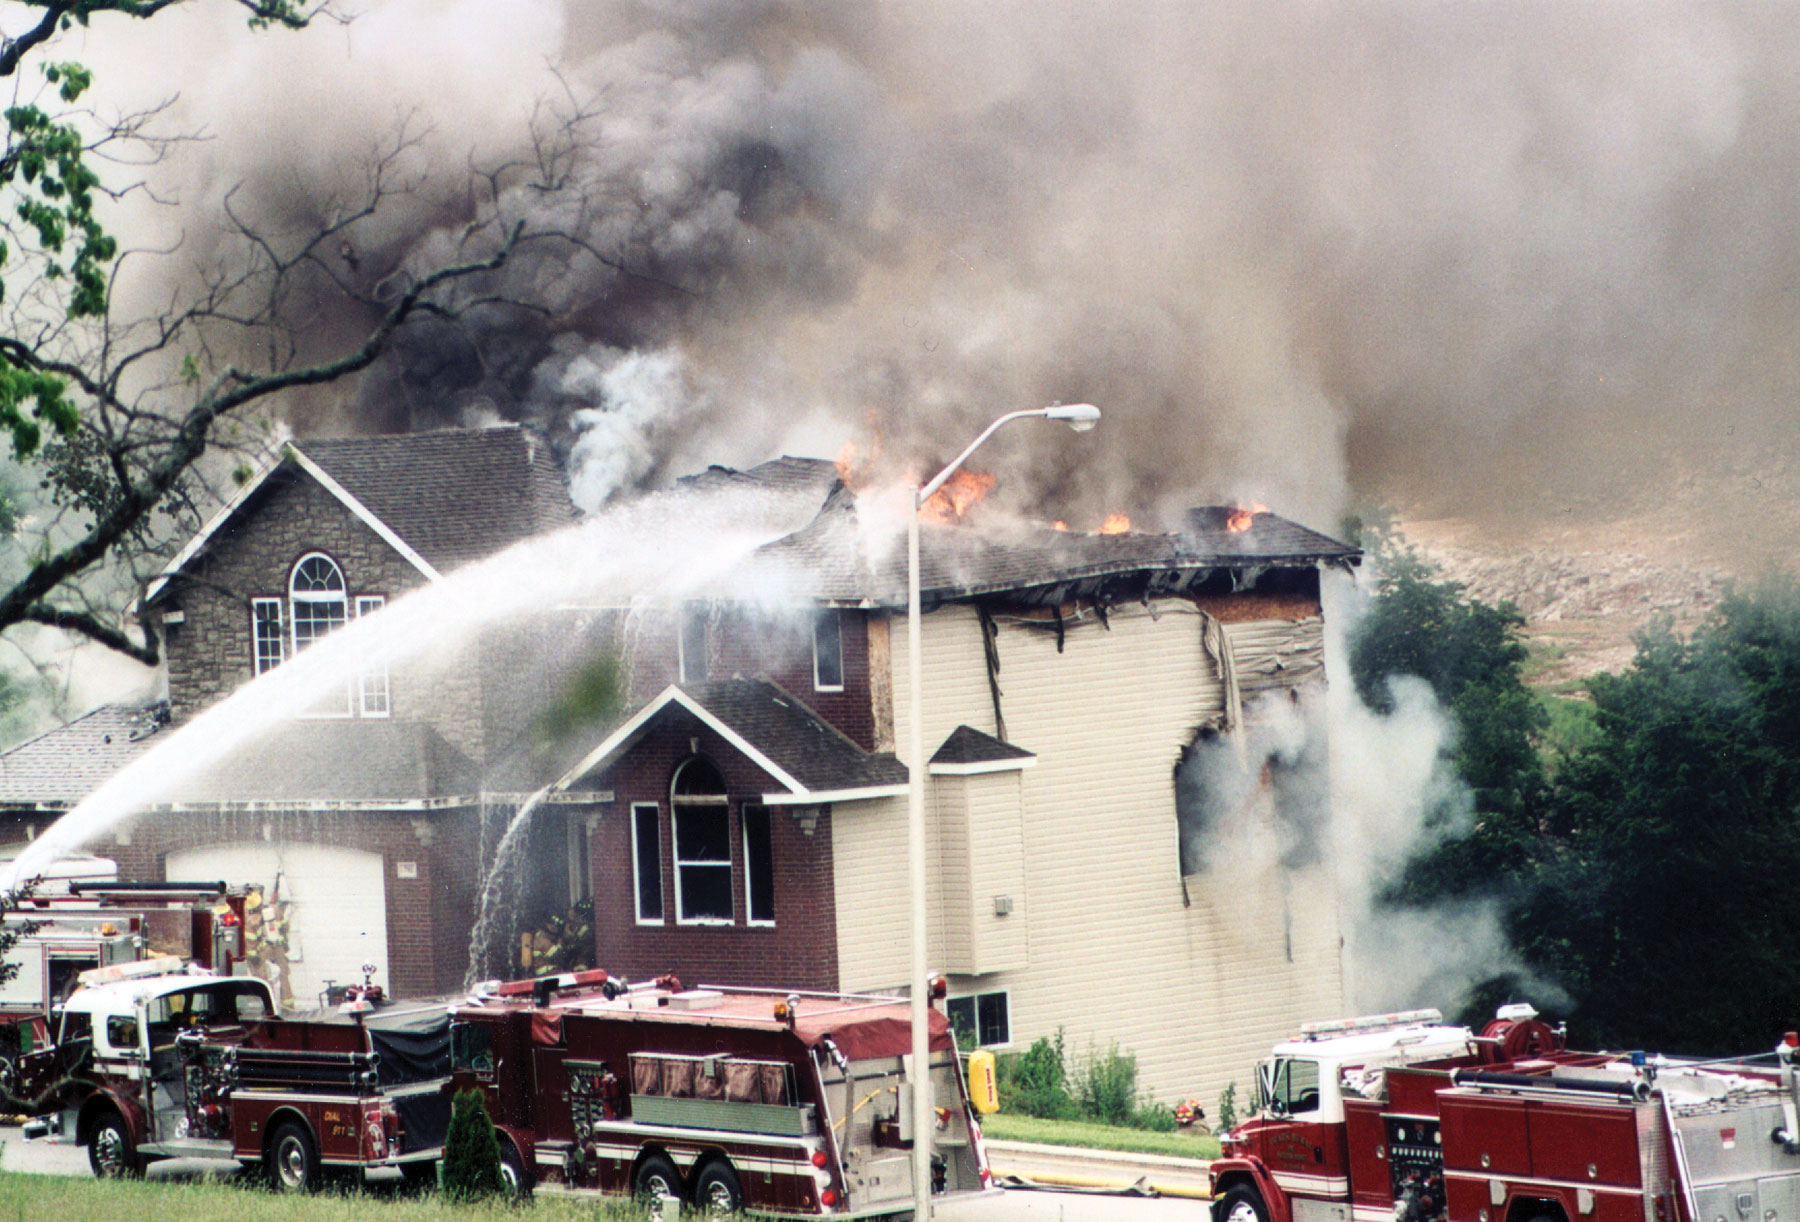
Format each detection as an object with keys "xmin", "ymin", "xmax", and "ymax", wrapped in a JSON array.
[{"xmin": 168, "ymin": 842, "xmax": 389, "ymax": 1012}]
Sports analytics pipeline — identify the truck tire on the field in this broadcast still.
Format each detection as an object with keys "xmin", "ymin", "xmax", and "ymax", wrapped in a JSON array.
[
  {"xmin": 87, "ymin": 1110, "xmax": 141, "ymax": 1179},
  {"xmin": 499, "ymin": 1140, "xmax": 533, "ymax": 1199},
  {"xmin": 399, "ymin": 1159, "xmax": 438, "ymax": 1188},
  {"xmin": 634, "ymin": 1151, "xmax": 684, "ymax": 1204},
  {"xmin": 268, "ymin": 1121, "xmax": 323, "ymax": 1193},
  {"xmin": 1218, "ymin": 1185, "xmax": 1270, "ymax": 1222},
  {"xmin": 693, "ymin": 1159, "xmax": 743, "ymax": 1216}
]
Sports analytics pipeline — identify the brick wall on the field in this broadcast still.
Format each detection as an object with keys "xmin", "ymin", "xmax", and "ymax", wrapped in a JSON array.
[
  {"xmin": 157, "ymin": 470, "xmax": 429, "ymax": 722},
  {"xmin": 586, "ymin": 708, "xmax": 839, "ymax": 991},
  {"xmin": 90, "ymin": 804, "xmax": 478, "ymax": 998}
]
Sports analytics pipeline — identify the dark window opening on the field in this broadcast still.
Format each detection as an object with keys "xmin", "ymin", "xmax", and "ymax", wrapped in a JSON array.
[
  {"xmin": 813, "ymin": 611, "xmax": 844, "ymax": 690},
  {"xmin": 946, "ymin": 991, "xmax": 1010, "ymax": 1047},
  {"xmin": 743, "ymin": 805, "xmax": 774, "ymax": 924},
  {"xmin": 632, "ymin": 804, "xmax": 663, "ymax": 923},
  {"xmin": 675, "ymin": 805, "xmax": 733, "ymax": 922}
]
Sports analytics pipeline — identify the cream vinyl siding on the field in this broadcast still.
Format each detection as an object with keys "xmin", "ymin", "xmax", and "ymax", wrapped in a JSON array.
[
  {"xmin": 926, "ymin": 769, "xmax": 1029, "ymax": 976},
  {"xmin": 846, "ymin": 600, "xmax": 1345, "ymax": 1106}
]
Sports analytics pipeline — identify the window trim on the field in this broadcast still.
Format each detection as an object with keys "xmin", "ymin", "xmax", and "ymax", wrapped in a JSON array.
[
  {"xmin": 946, "ymin": 988, "xmax": 1013, "ymax": 1049},
  {"xmin": 631, "ymin": 803, "xmax": 664, "ymax": 926},
  {"xmin": 251, "ymin": 597, "xmax": 285, "ymax": 676},
  {"xmin": 290, "ymin": 552, "xmax": 351, "ymax": 719},
  {"xmin": 354, "ymin": 594, "xmax": 390, "ymax": 718},
  {"xmin": 567, "ymin": 814, "xmax": 592, "ymax": 906},
  {"xmin": 672, "ymin": 802, "xmax": 734, "ymax": 926},
  {"xmin": 742, "ymin": 804, "xmax": 775, "ymax": 927},
  {"xmin": 812, "ymin": 610, "xmax": 844, "ymax": 693}
]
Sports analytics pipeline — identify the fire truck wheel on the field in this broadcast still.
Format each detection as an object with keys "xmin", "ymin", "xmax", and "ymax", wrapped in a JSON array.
[
  {"xmin": 498, "ymin": 1141, "xmax": 533, "ymax": 1198},
  {"xmin": 268, "ymin": 1121, "xmax": 323, "ymax": 1193},
  {"xmin": 693, "ymin": 1160, "xmax": 743, "ymax": 1216},
  {"xmin": 633, "ymin": 1152, "xmax": 684, "ymax": 1205},
  {"xmin": 1219, "ymin": 1185, "xmax": 1270, "ymax": 1222},
  {"xmin": 87, "ymin": 1111, "xmax": 141, "ymax": 1179}
]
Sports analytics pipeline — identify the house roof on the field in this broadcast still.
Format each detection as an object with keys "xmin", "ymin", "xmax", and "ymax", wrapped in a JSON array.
[
  {"xmin": 0, "ymin": 703, "xmax": 171, "ymax": 809},
  {"xmin": 164, "ymin": 719, "xmax": 478, "ymax": 807},
  {"xmin": 930, "ymin": 725, "xmax": 1035, "ymax": 765},
  {"xmin": 743, "ymin": 489, "xmax": 1359, "ymax": 608},
  {"xmin": 556, "ymin": 677, "xmax": 908, "ymax": 805},
  {"xmin": 146, "ymin": 426, "xmax": 574, "ymax": 603},
  {"xmin": 675, "ymin": 455, "xmax": 841, "ymax": 498}
]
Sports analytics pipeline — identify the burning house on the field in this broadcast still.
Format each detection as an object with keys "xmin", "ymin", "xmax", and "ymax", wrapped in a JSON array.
[{"xmin": 0, "ymin": 424, "xmax": 1360, "ymax": 1103}]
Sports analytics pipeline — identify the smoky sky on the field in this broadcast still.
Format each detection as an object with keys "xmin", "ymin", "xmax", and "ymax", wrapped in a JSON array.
[{"xmin": 72, "ymin": 1, "xmax": 1800, "ymax": 532}]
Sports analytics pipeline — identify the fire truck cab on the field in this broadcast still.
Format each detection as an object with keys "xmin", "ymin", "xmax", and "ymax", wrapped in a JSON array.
[{"xmin": 1211, "ymin": 1005, "xmax": 1570, "ymax": 1222}]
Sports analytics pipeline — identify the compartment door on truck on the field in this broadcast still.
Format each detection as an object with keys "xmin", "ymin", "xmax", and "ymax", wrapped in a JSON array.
[{"xmin": 167, "ymin": 843, "xmax": 388, "ymax": 1009}]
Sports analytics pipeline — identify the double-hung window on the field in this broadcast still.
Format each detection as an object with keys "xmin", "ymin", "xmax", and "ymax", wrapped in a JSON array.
[
  {"xmin": 355, "ymin": 595, "xmax": 389, "ymax": 717},
  {"xmin": 672, "ymin": 758, "xmax": 732, "ymax": 923},
  {"xmin": 742, "ymin": 805, "xmax": 775, "ymax": 925},
  {"xmin": 632, "ymin": 803, "xmax": 663, "ymax": 924},
  {"xmin": 290, "ymin": 553, "xmax": 351, "ymax": 717},
  {"xmin": 251, "ymin": 598, "xmax": 285, "ymax": 675}
]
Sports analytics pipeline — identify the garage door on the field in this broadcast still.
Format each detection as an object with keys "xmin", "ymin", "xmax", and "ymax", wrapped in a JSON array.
[{"xmin": 168, "ymin": 842, "xmax": 389, "ymax": 1012}]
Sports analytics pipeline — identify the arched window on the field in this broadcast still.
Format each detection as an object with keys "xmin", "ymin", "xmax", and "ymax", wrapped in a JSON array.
[
  {"xmin": 289, "ymin": 553, "xmax": 347, "ymax": 654},
  {"xmin": 671, "ymin": 758, "xmax": 732, "ymax": 923}
]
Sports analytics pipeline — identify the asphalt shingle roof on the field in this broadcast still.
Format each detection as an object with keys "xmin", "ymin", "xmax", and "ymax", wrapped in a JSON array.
[
  {"xmin": 744, "ymin": 490, "xmax": 1360, "ymax": 607},
  {"xmin": 170, "ymin": 720, "xmax": 476, "ymax": 804},
  {"xmin": 566, "ymin": 677, "xmax": 907, "ymax": 796},
  {"xmin": 295, "ymin": 426, "xmax": 575, "ymax": 572},
  {"xmin": 931, "ymin": 725, "xmax": 1035, "ymax": 766},
  {"xmin": 0, "ymin": 703, "xmax": 170, "ymax": 807}
]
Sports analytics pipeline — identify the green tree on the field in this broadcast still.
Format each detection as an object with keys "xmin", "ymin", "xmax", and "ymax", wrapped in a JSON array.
[
  {"xmin": 440, "ymin": 1087, "xmax": 504, "ymax": 1201},
  {"xmin": 1514, "ymin": 578, "xmax": 1800, "ymax": 1053},
  {"xmin": 0, "ymin": 2, "xmax": 582, "ymax": 669},
  {"xmin": 1348, "ymin": 558, "xmax": 1549, "ymax": 904}
]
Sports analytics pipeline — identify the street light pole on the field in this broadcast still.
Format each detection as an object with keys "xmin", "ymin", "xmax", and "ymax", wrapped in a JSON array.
[{"xmin": 906, "ymin": 403, "xmax": 1099, "ymax": 1218}]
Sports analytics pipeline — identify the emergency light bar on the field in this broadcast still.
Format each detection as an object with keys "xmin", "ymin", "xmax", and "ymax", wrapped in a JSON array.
[
  {"xmin": 76, "ymin": 954, "xmax": 187, "ymax": 988},
  {"xmin": 1299, "ymin": 1008, "xmax": 1444, "ymax": 1040}
]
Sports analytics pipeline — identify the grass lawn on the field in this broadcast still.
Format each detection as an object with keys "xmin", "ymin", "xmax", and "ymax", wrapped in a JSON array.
[
  {"xmin": 979, "ymin": 1113, "xmax": 1221, "ymax": 1161},
  {"xmin": 0, "ymin": 1173, "xmax": 648, "ymax": 1221}
]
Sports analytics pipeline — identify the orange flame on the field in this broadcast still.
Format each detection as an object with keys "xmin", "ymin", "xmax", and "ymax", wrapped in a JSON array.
[
  {"xmin": 1052, "ymin": 520, "xmax": 1068, "ymax": 532},
  {"xmin": 1226, "ymin": 501, "xmax": 1269, "ymax": 533},
  {"xmin": 836, "ymin": 437, "xmax": 883, "ymax": 492},
  {"xmin": 1097, "ymin": 512, "xmax": 1131, "ymax": 535},
  {"xmin": 920, "ymin": 468, "xmax": 997, "ymax": 524}
]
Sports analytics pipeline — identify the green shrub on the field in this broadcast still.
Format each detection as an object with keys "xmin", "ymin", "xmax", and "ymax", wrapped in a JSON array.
[
  {"xmin": 1072, "ymin": 1041, "xmax": 1139, "ymax": 1126},
  {"xmin": 441, "ymin": 1087, "xmax": 504, "ymax": 1201},
  {"xmin": 998, "ymin": 1031, "xmax": 1077, "ymax": 1120},
  {"xmin": 1129, "ymin": 1101, "xmax": 1177, "ymax": 1131},
  {"xmin": 1217, "ymin": 1081, "xmax": 1239, "ymax": 1131}
]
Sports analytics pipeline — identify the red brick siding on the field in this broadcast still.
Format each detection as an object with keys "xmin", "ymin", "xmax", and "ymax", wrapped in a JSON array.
[
  {"xmin": 586, "ymin": 710, "xmax": 838, "ymax": 991},
  {"xmin": 24, "ymin": 805, "xmax": 480, "ymax": 999}
]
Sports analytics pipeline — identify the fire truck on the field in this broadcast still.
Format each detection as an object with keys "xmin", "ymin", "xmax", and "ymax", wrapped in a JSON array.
[
  {"xmin": 12, "ymin": 957, "xmax": 452, "ymax": 1187},
  {"xmin": 448, "ymin": 970, "xmax": 995, "ymax": 1216},
  {"xmin": 1210, "ymin": 1005, "xmax": 1800, "ymax": 1222}
]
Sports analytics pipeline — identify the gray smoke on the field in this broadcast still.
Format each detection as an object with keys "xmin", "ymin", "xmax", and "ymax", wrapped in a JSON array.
[{"xmin": 62, "ymin": 0, "xmax": 1799, "ymax": 536}]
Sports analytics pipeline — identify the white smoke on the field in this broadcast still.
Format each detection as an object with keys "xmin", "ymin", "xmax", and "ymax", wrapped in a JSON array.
[{"xmin": 547, "ymin": 344, "xmax": 705, "ymax": 512}]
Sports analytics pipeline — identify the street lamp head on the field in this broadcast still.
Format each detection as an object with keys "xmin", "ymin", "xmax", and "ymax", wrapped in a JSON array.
[{"xmin": 1042, "ymin": 403, "xmax": 1101, "ymax": 433}]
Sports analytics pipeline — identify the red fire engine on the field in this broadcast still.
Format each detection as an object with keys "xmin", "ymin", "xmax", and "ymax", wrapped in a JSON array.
[
  {"xmin": 1211, "ymin": 1005, "xmax": 1800, "ymax": 1222},
  {"xmin": 11, "ymin": 958, "xmax": 451, "ymax": 1187},
  {"xmin": 449, "ymin": 970, "xmax": 995, "ymax": 1216}
]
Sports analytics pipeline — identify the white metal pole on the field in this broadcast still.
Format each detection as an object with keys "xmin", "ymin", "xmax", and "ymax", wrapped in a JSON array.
[{"xmin": 907, "ymin": 485, "xmax": 932, "ymax": 1220}]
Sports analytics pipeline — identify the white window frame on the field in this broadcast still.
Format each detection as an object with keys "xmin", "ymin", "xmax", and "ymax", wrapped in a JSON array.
[
  {"xmin": 250, "ymin": 597, "xmax": 285, "ymax": 675},
  {"xmin": 672, "ymin": 800, "xmax": 734, "ymax": 925},
  {"xmin": 567, "ymin": 814, "xmax": 592, "ymax": 905},
  {"xmin": 742, "ymin": 804, "xmax": 775, "ymax": 927},
  {"xmin": 946, "ymin": 988, "xmax": 1013, "ymax": 1049},
  {"xmin": 355, "ymin": 595, "xmax": 390, "ymax": 718},
  {"xmin": 631, "ymin": 803, "xmax": 664, "ymax": 925},
  {"xmin": 290, "ymin": 552, "xmax": 352, "ymax": 719},
  {"xmin": 812, "ymin": 610, "xmax": 844, "ymax": 693}
]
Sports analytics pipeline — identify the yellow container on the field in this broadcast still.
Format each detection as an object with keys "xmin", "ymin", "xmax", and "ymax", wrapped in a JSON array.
[{"xmin": 967, "ymin": 1050, "xmax": 999, "ymax": 1115}]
